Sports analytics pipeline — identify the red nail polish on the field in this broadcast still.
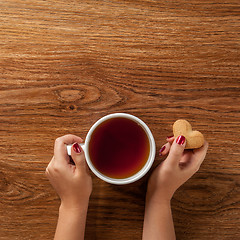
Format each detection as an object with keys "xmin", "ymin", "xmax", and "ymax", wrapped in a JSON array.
[
  {"xmin": 159, "ymin": 145, "xmax": 166, "ymax": 156},
  {"xmin": 167, "ymin": 135, "xmax": 174, "ymax": 139},
  {"xmin": 176, "ymin": 135, "xmax": 185, "ymax": 145},
  {"xmin": 73, "ymin": 143, "xmax": 81, "ymax": 153}
]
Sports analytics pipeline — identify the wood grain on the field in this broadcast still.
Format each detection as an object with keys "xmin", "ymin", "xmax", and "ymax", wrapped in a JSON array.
[{"xmin": 0, "ymin": 0, "xmax": 239, "ymax": 239}]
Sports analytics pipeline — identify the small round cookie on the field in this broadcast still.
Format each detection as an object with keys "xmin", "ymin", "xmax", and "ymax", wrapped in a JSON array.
[{"xmin": 173, "ymin": 119, "xmax": 204, "ymax": 149}]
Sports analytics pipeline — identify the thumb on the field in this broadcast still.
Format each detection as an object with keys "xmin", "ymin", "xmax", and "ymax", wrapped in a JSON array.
[
  {"xmin": 167, "ymin": 135, "xmax": 186, "ymax": 166},
  {"xmin": 71, "ymin": 142, "xmax": 87, "ymax": 170}
]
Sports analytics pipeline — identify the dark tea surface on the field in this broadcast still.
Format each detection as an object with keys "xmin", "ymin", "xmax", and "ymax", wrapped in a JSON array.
[{"xmin": 89, "ymin": 117, "xmax": 150, "ymax": 179}]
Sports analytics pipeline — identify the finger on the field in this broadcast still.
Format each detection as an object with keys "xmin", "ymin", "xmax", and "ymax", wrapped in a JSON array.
[
  {"xmin": 159, "ymin": 136, "xmax": 175, "ymax": 156},
  {"xmin": 190, "ymin": 140, "xmax": 209, "ymax": 172},
  {"xmin": 71, "ymin": 142, "xmax": 88, "ymax": 171},
  {"xmin": 54, "ymin": 134, "xmax": 83, "ymax": 162},
  {"xmin": 178, "ymin": 150, "xmax": 193, "ymax": 168},
  {"xmin": 159, "ymin": 142, "xmax": 171, "ymax": 156},
  {"xmin": 45, "ymin": 156, "xmax": 54, "ymax": 177},
  {"xmin": 167, "ymin": 135, "xmax": 186, "ymax": 166},
  {"xmin": 166, "ymin": 136, "xmax": 175, "ymax": 144}
]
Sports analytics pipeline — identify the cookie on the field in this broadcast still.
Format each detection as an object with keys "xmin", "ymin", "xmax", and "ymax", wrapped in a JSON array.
[{"xmin": 173, "ymin": 119, "xmax": 204, "ymax": 149}]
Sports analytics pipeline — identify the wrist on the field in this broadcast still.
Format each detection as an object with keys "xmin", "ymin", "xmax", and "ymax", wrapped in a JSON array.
[
  {"xmin": 60, "ymin": 199, "xmax": 89, "ymax": 213},
  {"xmin": 58, "ymin": 203, "xmax": 89, "ymax": 223},
  {"xmin": 146, "ymin": 188, "xmax": 172, "ymax": 206}
]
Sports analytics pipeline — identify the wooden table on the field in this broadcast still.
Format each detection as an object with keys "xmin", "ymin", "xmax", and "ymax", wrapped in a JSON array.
[{"xmin": 0, "ymin": 0, "xmax": 239, "ymax": 239}]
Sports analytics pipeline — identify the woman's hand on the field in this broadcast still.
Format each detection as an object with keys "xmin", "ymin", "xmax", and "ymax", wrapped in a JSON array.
[
  {"xmin": 46, "ymin": 134, "xmax": 92, "ymax": 209},
  {"xmin": 46, "ymin": 134, "xmax": 92, "ymax": 240},
  {"xmin": 147, "ymin": 136, "xmax": 208, "ymax": 203}
]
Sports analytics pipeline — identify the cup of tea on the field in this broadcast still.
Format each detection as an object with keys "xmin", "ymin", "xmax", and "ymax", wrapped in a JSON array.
[{"xmin": 67, "ymin": 113, "xmax": 156, "ymax": 184}]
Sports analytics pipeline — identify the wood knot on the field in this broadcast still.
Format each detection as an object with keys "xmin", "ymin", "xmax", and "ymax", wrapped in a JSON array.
[
  {"xmin": 68, "ymin": 104, "xmax": 77, "ymax": 111},
  {"xmin": 58, "ymin": 89, "xmax": 82, "ymax": 102}
]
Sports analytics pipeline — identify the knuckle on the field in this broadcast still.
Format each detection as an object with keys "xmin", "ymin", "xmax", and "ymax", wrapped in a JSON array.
[
  {"xmin": 45, "ymin": 166, "xmax": 52, "ymax": 179},
  {"xmin": 47, "ymin": 162, "xmax": 62, "ymax": 174},
  {"xmin": 194, "ymin": 165, "xmax": 200, "ymax": 173},
  {"xmin": 163, "ymin": 165, "xmax": 173, "ymax": 175},
  {"xmin": 52, "ymin": 164, "xmax": 61, "ymax": 173},
  {"xmin": 55, "ymin": 137, "xmax": 62, "ymax": 145},
  {"xmin": 65, "ymin": 134, "xmax": 73, "ymax": 138}
]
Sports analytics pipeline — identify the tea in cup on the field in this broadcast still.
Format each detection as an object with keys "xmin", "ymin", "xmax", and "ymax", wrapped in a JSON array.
[{"xmin": 67, "ymin": 113, "xmax": 156, "ymax": 184}]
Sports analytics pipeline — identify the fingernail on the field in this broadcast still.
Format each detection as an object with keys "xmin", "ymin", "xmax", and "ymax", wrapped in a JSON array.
[
  {"xmin": 167, "ymin": 135, "xmax": 174, "ymax": 139},
  {"xmin": 176, "ymin": 135, "xmax": 185, "ymax": 145},
  {"xmin": 159, "ymin": 145, "xmax": 166, "ymax": 156},
  {"xmin": 73, "ymin": 143, "xmax": 81, "ymax": 153}
]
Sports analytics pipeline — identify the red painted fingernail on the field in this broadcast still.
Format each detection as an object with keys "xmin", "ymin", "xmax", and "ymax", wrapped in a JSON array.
[
  {"xmin": 73, "ymin": 143, "xmax": 81, "ymax": 153},
  {"xmin": 176, "ymin": 135, "xmax": 185, "ymax": 145},
  {"xmin": 167, "ymin": 135, "xmax": 174, "ymax": 139},
  {"xmin": 159, "ymin": 145, "xmax": 166, "ymax": 156}
]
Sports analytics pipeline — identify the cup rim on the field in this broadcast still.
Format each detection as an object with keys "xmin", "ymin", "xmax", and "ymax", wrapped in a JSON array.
[{"xmin": 84, "ymin": 113, "xmax": 156, "ymax": 185}]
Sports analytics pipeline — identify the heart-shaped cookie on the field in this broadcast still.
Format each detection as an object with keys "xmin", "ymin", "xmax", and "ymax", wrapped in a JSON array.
[{"xmin": 173, "ymin": 119, "xmax": 204, "ymax": 149}]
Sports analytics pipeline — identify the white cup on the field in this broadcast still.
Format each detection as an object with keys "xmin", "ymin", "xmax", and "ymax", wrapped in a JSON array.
[{"xmin": 67, "ymin": 113, "xmax": 156, "ymax": 185}]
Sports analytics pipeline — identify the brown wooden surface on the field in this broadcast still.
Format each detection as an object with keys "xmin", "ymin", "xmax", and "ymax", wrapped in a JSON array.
[{"xmin": 0, "ymin": 0, "xmax": 239, "ymax": 239}]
